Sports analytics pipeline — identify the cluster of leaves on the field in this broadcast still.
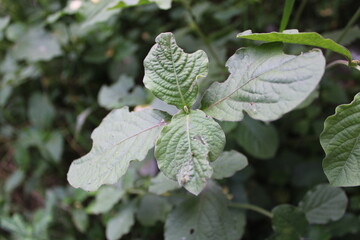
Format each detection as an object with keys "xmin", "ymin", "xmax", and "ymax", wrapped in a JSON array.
[{"xmin": 1, "ymin": 0, "xmax": 360, "ymax": 239}]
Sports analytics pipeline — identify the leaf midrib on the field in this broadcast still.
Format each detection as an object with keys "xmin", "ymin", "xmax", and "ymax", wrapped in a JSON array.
[{"xmin": 204, "ymin": 53, "xmax": 302, "ymax": 110}]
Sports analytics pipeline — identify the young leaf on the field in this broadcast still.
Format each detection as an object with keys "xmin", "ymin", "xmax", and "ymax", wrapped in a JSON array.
[
  {"xmin": 155, "ymin": 110, "xmax": 225, "ymax": 195},
  {"xmin": 211, "ymin": 150, "xmax": 248, "ymax": 179},
  {"xmin": 299, "ymin": 184, "xmax": 348, "ymax": 224},
  {"xmin": 272, "ymin": 204, "xmax": 308, "ymax": 240},
  {"xmin": 235, "ymin": 115, "xmax": 279, "ymax": 159},
  {"xmin": 164, "ymin": 182, "xmax": 239, "ymax": 240},
  {"xmin": 87, "ymin": 186, "xmax": 124, "ymax": 214},
  {"xmin": 237, "ymin": 29, "xmax": 352, "ymax": 61},
  {"xmin": 144, "ymin": 32, "xmax": 208, "ymax": 109},
  {"xmin": 149, "ymin": 172, "xmax": 180, "ymax": 195},
  {"xmin": 106, "ymin": 202, "xmax": 136, "ymax": 240},
  {"xmin": 67, "ymin": 107, "xmax": 169, "ymax": 191},
  {"xmin": 202, "ymin": 43, "xmax": 325, "ymax": 122},
  {"xmin": 321, "ymin": 92, "xmax": 360, "ymax": 186}
]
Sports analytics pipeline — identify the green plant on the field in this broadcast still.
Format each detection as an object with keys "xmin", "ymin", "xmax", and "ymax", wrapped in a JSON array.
[{"xmin": 67, "ymin": 23, "xmax": 359, "ymax": 238}]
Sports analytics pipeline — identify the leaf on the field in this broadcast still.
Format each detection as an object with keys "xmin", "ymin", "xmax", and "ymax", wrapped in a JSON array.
[
  {"xmin": 320, "ymin": 92, "xmax": 360, "ymax": 186},
  {"xmin": 0, "ymin": 16, "xmax": 10, "ymax": 31},
  {"xmin": 237, "ymin": 29, "xmax": 352, "ymax": 61},
  {"xmin": 164, "ymin": 182, "xmax": 239, "ymax": 240},
  {"xmin": 87, "ymin": 186, "xmax": 124, "ymax": 214},
  {"xmin": 235, "ymin": 115, "xmax": 279, "ymax": 159},
  {"xmin": 211, "ymin": 150, "xmax": 248, "ymax": 179},
  {"xmin": 98, "ymin": 75, "xmax": 146, "ymax": 110},
  {"xmin": 149, "ymin": 172, "xmax": 180, "ymax": 195},
  {"xmin": 323, "ymin": 26, "xmax": 360, "ymax": 46},
  {"xmin": 144, "ymin": 32, "xmax": 208, "ymax": 109},
  {"xmin": 202, "ymin": 43, "xmax": 325, "ymax": 122},
  {"xmin": 71, "ymin": 209, "xmax": 89, "ymax": 233},
  {"xmin": 111, "ymin": 0, "xmax": 172, "ymax": 10},
  {"xmin": 279, "ymin": 0, "xmax": 295, "ymax": 32},
  {"xmin": 11, "ymin": 27, "xmax": 62, "ymax": 62},
  {"xmin": 299, "ymin": 184, "xmax": 348, "ymax": 224},
  {"xmin": 67, "ymin": 107, "xmax": 169, "ymax": 191},
  {"xmin": 155, "ymin": 110, "xmax": 225, "ymax": 195},
  {"xmin": 27, "ymin": 93, "xmax": 55, "ymax": 129},
  {"xmin": 44, "ymin": 131, "xmax": 64, "ymax": 163},
  {"xmin": 272, "ymin": 204, "xmax": 308, "ymax": 240},
  {"xmin": 136, "ymin": 194, "xmax": 171, "ymax": 226},
  {"xmin": 106, "ymin": 202, "xmax": 136, "ymax": 240}
]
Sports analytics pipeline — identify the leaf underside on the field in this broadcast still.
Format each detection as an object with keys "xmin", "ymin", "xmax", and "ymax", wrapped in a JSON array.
[
  {"xmin": 155, "ymin": 110, "xmax": 225, "ymax": 195},
  {"xmin": 321, "ymin": 92, "xmax": 360, "ymax": 186},
  {"xmin": 202, "ymin": 43, "xmax": 325, "ymax": 122},
  {"xmin": 144, "ymin": 32, "xmax": 208, "ymax": 109},
  {"xmin": 67, "ymin": 107, "xmax": 169, "ymax": 191}
]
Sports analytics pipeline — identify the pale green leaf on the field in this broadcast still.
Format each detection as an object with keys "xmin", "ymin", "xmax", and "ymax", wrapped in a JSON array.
[
  {"xmin": 87, "ymin": 186, "xmax": 124, "ymax": 214},
  {"xmin": 149, "ymin": 172, "xmax": 180, "ymax": 195},
  {"xmin": 5, "ymin": 170, "xmax": 25, "ymax": 193},
  {"xmin": 155, "ymin": 110, "xmax": 225, "ymax": 195},
  {"xmin": 44, "ymin": 131, "xmax": 64, "ymax": 163},
  {"xmin": 136, "ymin": 194, "xmax": 171, "ymax": 226},
  {"xmin": 211, "ymin": 150, "xmax": 248, "ymax": 179},
  {"xmin": 0, "ymin": 16, "xmax": 10, "ymax": 31},
  {"xmin": 106, "ymin": 202, "xmax": 135, "ymax": 240},
  {"xmin": 111, "ymin": 0, "xmax": 172, "ymax": 10},
  {"xmin": 11, "ymin": 27, "xmax": 62, "ymax": 62},
  {"xmin": 144, "ymin": 32, "xmax": 208, "ymax": 109},
  {"xmin": 98, "ymin": 75, "xmax": 146, "ymax": 110},
  {"xmin": 272, "ymin": 204, "xmax": 308, "ymax": 240},
  {"xmin": 235, "ymin": 115, "xmax": 278, "ymax": 159},
  {"xmin": 202, "ymin": 43, "xmax": 325, "ymax": 121},
  {"xmin": 164, "ymin": 182, "xmax": 239, "ymax": 240},
  {"xmin": 321, "ymin": 92, "xmax": 360, "ymax": 186},
  {"xmin": 299, "ymin": 184, "xmax": 347, "ymax": 224},
  {"xmin": 71, "ymin": 209, "xmax": 89, "ymax": 233},
  {"xmin": 67, "ymin": 107, "xmax": 169, "ymax": 191},
  {"xmin": 28, "ymin": 93, "xmax": 55, "ymax": 129},
  {"xmin": 237, "ymin": 29, "xmax": 352, "ymax": 61}
]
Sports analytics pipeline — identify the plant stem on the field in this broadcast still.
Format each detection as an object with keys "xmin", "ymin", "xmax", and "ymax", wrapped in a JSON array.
[
  {"xmin": 336, "ymin": 8, "xmax": 360, "ymax": 44},
  {"xmin": 229, "ymin": 203, "xmax": 273, "ymax": 218},
  {"xmin": 291, "ymin": 0, "xmax": 308, "ymax": 28},
  {"xmin": 181, "ymin": 0, "xmax": 225, "ymax": 71},
  {"xmin": 326, "ymin": 8, "xmax": 360, "ymax": 59},
  {"xmin": 279, "ymin": 0, "xmax": 295, "ymax": 32}
]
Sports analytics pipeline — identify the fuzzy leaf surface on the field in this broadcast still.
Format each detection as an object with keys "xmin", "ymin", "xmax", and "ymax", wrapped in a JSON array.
[
  {"xmin": 164, "ymin": 182, "xmax": 239, "ymax": 240},
  {"xmin": 144, "ymin": 32, "xmax": 208, "ymax": 109},
  {"xmin": 299, "ymin": 184, "xmax": 347, "ymax": 224},
  {"xmin": 202, "ymin": 43, "xmax": 325, "ymax": 121},
  {"xmin": 321, "ymin": 93, "xmax": 360, "ymax": 186},
  {"xmin": 155, "ymin": 110, "xmax": 225, "ymax": 195},
  {"xmin": 67, "ymin": 107, "xmax": 169, "ymax": 191},
  {"xmin": 237, "ymin": 29, "xmax": 352, "ymax": 61}
]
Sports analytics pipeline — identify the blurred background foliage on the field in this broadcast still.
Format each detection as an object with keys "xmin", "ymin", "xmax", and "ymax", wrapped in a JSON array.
[{"xmin": 0, "ymin": 0, "xmax": 360, "ymax": 239}]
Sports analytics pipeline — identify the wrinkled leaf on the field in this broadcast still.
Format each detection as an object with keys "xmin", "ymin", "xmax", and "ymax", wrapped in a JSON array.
[
  {"xmin": 321, "ymin": 92, "xmax": 360, "ymax": 186},
  {"xmin": 237, "ymin": 29, "xmax": 352, "ymax": 61},
  {"xmin": 156, "ymin": 110, "xmax": 225, "ymax": 195},
  {"xmin": 211, "ymin": 150, "xmax": 248, "ymax": 179},
  {"xmin": 299, "ymin": 184, "xmax": 347, "ymax": 224},
  {"xmin": 144, "ymin": 32, "xmax": 208, "ymax": 109},
  {"xmin": 202, "ymin": 43, "xmax": 325, "ymax": 121},
  {"xmin": 165, "ymin": 182, "xmax": 239, "ymax": 240},
  {"xmin": 67, "ymin": 107, "xmax": 169, "ymax": 191}
]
